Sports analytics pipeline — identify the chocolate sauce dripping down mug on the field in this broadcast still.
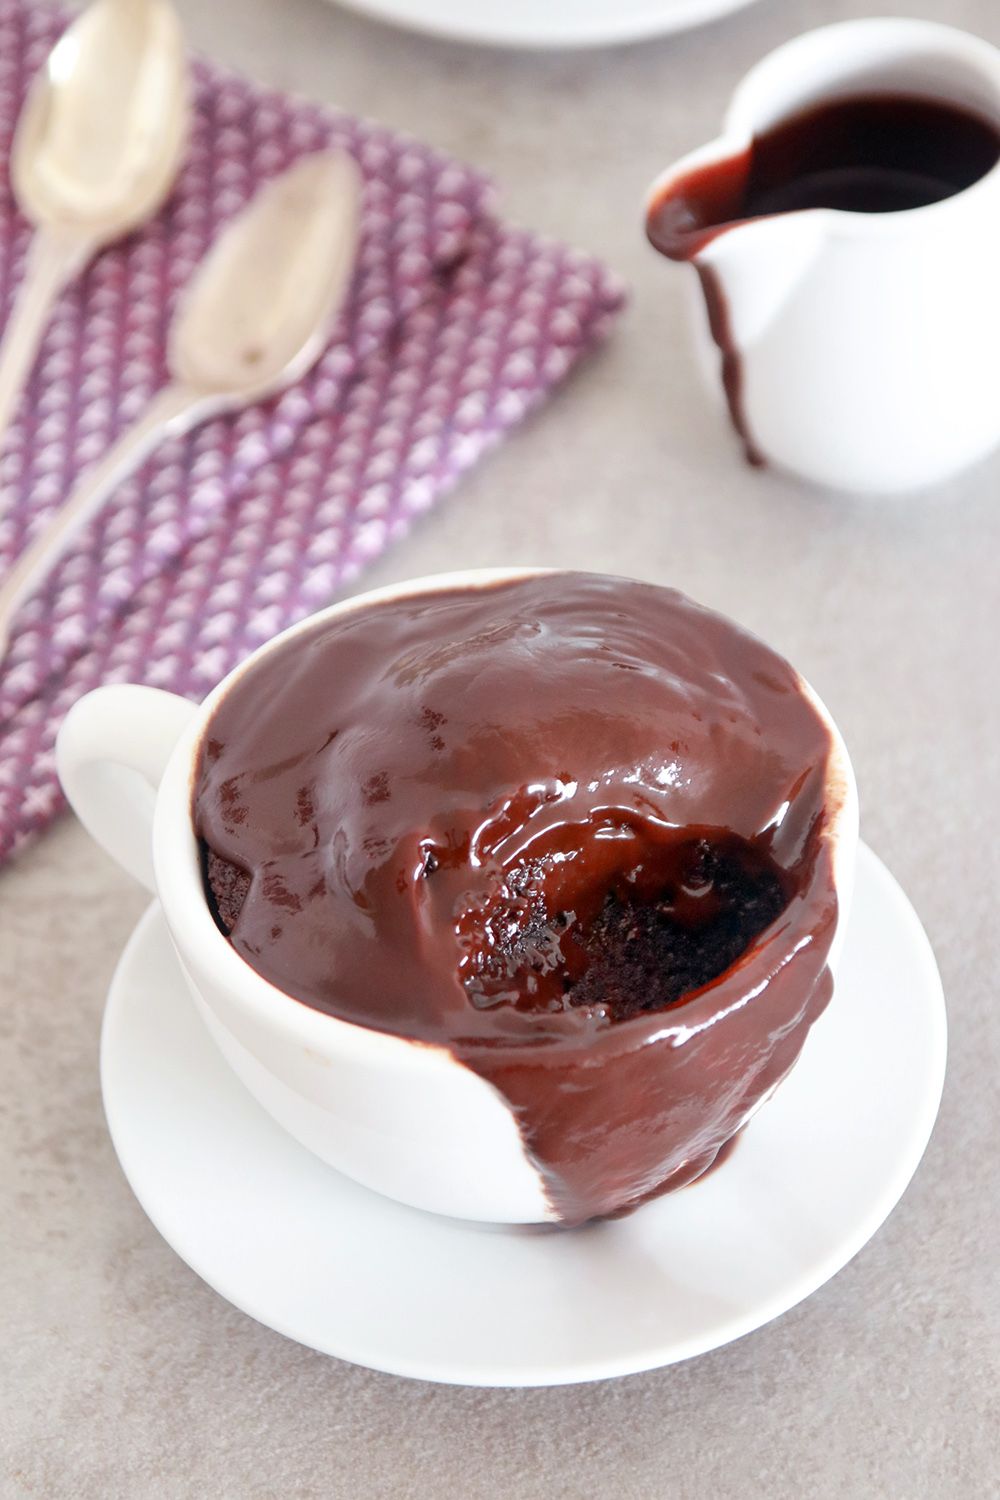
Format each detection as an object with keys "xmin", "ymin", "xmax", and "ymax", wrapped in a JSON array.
[
  {"xmin": 55, "ymin": 569, "xmax": 858, "ymax": 1226},
  {"xmin": 646, "ymin": 19, "xmax": 1000, "ymax": 494}
]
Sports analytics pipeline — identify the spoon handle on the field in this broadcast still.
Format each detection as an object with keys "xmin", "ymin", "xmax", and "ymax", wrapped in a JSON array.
[
  {"xmin": 0, "ymin": 228, "xmax": 94, "ymax": 452},
  {"xmin": 0, "ymin": 381, "xmax": 207, "ymax": 662}
]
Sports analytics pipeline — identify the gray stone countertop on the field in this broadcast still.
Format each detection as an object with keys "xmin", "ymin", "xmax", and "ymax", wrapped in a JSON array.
[{"xmin": 3, "ymin": 0, "xmax": 998, "ymax": 1494}]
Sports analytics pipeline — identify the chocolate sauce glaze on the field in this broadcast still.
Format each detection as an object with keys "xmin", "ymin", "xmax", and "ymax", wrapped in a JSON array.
[{"xmin": 193, "ymin": 574, "xmax": 844, "ymax": 1223}]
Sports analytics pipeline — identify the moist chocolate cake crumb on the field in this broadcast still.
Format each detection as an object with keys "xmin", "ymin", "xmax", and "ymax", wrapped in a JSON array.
[
  {"xmin": 458, "ymin": 833, "xmax": 789, "ymax": 1023},
  {"xmin": 569, "ymin": 840, "xmax": 787, "ymax": 1021},
  {"xmin": 203, "ymin": 847, "xmax": 251, "ymax": 935}
]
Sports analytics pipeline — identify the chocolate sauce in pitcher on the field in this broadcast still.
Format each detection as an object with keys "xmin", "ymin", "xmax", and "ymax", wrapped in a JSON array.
[{"xmin": 646, "ymin": 93, "xmax": 1000, "ymax": 463}]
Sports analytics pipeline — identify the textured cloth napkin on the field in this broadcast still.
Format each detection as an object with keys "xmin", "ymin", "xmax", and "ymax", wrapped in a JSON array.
[{"xmin": 0, "ymin": 0, "xmax": 624, "ymax": 864}]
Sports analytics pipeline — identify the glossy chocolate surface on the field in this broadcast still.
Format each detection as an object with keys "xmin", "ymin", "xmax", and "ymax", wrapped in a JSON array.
[{"xmin": 193, "ymin": 574, "xmax": 841, "ymax": 1221}]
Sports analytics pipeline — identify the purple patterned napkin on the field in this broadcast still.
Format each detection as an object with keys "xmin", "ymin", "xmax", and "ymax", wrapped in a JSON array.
[{"xmin": 0, "ymin": 1, "xmax": 624, "ymax": 864}]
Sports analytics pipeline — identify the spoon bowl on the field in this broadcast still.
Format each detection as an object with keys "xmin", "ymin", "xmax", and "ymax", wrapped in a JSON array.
[
  {"xmin": 0, "ymin": 0, "xmax": 189, "ymax": 453},
  {"xmin": 13, "ymin": 0, "xmax": 188, "ymax": 238},
  {"xmin": 170, "ymin": 151, "xmax": 362, "ymax": 401}
]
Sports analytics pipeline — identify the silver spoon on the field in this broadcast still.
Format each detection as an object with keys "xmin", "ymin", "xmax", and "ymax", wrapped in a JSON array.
[
  {"xmin": 0, "ymin": 0, "xmax": 189, "ymax": 449},
  {"xmin": 0, "ymin": 149, "xmax": 362, "ymax": 660}
]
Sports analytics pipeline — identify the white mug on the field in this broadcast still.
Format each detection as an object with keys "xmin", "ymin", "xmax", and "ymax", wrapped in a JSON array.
[
  {"xmin": 57, "ymin": 569, "xmax": 859, "ymax": 1224},
  {"xmin": 646, "ymin": 19, "xmax": 1000, "ymax": 494}
]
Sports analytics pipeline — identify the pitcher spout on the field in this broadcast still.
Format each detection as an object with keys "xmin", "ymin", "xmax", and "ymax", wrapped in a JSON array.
[
  {"xmin": 645, "ymin": 134, "xmax": 751, "ymax": 262},
  {"xmin": 646, "ymin": 135, "xmax": 830, "ymax": 349}
]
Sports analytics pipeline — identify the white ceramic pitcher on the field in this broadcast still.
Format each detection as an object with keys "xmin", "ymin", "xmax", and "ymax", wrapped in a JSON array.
[{"xmin": 646, "ymin": 19, "xmax": 1000, "ymax": 494}]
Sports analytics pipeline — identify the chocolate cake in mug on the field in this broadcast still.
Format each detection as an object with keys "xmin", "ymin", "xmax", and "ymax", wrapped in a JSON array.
[{"xmin": 192, "ymin": 572, "xmax": 856, "ymax": 1224}]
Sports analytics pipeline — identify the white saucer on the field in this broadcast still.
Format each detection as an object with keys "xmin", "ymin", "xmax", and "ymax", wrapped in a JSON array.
[
  {"xmin": 101, "ymin": 842, "xmax": 945, "ymax": 1387},
  {"xmin": 328, "ymin": 0, "xmax": 759, "ymax": 50}
]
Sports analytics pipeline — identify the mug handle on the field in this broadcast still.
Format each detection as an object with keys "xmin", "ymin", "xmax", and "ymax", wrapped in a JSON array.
[{"xmin": 56, "ymin": 684, "xmax": 199, "ymax": 893}]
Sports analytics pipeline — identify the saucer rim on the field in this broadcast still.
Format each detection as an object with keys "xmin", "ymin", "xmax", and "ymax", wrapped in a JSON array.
[
  {"xmin": 325, "ymin": 0, "xmax": 759, "ymax": 50},
  {"xmin": 100, "ymin": 840, "xmax": 947, "ymax": 1387}
]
